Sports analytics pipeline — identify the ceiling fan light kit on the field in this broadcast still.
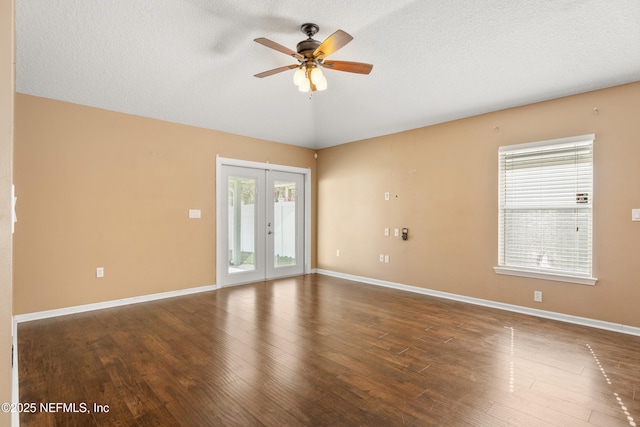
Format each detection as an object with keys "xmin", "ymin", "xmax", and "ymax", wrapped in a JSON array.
[{"xmin": 254, "ymin": 23, "xmax": 373, "ymax": 93}]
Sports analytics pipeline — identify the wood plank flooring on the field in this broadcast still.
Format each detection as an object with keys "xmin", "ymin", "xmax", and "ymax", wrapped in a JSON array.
[{"xmin": 18, "ymin": 274, "xmax": 640, "ymax": 426}]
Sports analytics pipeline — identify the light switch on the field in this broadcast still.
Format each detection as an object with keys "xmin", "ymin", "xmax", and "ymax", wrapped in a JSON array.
[
  {"xmin": 633, "ymin": 209, "xmax": 640, "ymax": 222},
  {"xmin": 189, "ymin": 209, "xmax": 201, "ymax": 219}
]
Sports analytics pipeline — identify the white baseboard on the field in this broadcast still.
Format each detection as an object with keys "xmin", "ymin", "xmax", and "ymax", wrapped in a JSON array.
[
  {"xmin": 315, "ymin": 269, "xmax": 640, "ymax": 337},
  {"xmin": 13, "ymin": 284, "xmax": 217, "ymax": 324}
]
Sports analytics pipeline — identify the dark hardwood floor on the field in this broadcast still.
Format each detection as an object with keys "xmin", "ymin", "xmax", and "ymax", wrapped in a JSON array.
[{"xmin": 18, "ymin": 274, "xmax": 640, "ymax": 426}]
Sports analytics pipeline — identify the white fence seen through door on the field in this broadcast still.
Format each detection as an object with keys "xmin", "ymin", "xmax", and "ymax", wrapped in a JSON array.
[{"xmin": 228, "ymin": 199, "xmax": 297, "ymax": 260}]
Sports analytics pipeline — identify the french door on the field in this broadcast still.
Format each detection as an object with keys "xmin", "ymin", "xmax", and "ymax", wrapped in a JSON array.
[{"xmin": 217, "ymin": 162, "xmax": 306, "ymax": 287}]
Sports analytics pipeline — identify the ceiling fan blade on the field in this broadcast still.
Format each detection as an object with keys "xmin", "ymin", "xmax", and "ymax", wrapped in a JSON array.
[
  {"xmin": 254, "ymin": 64, "xmax": 299, "ymax": 78},
  {"xmin": 322, "ymin": 60, "xmax": 373, "ymax": 74},
  {"xmin": 313, "ymin": 30, "xmax": 353, "ymax": 59},
  {"xmin": 254, "ymin": 38, "xmax": 303, "ymax": 60}
]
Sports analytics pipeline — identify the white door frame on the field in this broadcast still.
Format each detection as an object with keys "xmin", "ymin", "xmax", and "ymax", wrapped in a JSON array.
[{"xmin": 216, "ymin": 156, "xmax": 311, "ymax": 287}]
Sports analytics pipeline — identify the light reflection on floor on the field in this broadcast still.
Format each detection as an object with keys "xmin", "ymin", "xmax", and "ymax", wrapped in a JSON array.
[
  {"xmin": 500, "ymin": 326, "xmax": 638, "ymax": 425},
  {"xmin": 505, "ymin": 326, "xmax": 515, "ymax": 393},
  {"xmin": 586, "ymin": 343, "xmax": 637, "ymax": 427}
]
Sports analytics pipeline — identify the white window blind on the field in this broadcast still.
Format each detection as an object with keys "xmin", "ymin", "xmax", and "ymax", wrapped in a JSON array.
[{"xmin": 497, "ymin": 135, "xmax": 594, "ymax": 282}]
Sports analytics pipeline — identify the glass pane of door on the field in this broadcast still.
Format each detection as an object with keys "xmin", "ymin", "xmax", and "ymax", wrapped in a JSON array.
[
  {"xmin": 228, "ymin": 174, "xmax": 257, "ymax": 274},
  {"xmin": 272, "ymin": 179, "xmax": 298, "ymax": 268}
]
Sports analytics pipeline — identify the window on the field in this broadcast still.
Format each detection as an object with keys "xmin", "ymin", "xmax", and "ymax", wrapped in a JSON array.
[{"xmin": 495, "ymin": 134, "xmax": 597, "ymax": 285}]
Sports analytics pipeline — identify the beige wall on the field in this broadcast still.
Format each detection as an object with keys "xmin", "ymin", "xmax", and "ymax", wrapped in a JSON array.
[
  {"xmin": 1, "ymin": 0, "xmax": 14, "ymax": 423},
  {"xmin": 318, "ymin": 82, "xmax": 640, "ymax": 328},
  {"xmin": 13, "ymin": 94, "xmax": 316, "ymax": 314}
]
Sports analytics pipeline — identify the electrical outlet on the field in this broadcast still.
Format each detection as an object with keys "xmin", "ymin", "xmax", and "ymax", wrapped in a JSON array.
[
  {"xmin": 534, "ymin": 291, "xmax": 542, "ymax": 302},
  {"xmin": 96, "ymin": 267, "xmax": 104, "ymax": 278},
  {"xmin": 384, "ymin": 255, "xmax": 390, "ymax": 263}
]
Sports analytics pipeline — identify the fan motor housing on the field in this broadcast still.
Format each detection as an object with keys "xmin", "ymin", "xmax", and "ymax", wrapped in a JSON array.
[{"xmin": 296, "ymin": 38, "xmax": 321, "ymax": 58}]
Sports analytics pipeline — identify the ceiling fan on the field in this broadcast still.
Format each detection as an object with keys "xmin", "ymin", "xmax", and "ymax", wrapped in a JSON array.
[{"xmin": 254, "ymin": 23, "xmax": 373, "ymax": 92}]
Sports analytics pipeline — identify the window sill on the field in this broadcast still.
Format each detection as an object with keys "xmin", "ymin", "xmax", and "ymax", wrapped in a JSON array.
[{"xmin": 494, "ymin": 266, "xmax": 597, "ymax": 286}]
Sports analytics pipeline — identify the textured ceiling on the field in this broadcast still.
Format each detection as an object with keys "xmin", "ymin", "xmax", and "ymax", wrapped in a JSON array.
[{"xmin": 16, "ymin": 0, "xmax": 640, "ymax": 149}]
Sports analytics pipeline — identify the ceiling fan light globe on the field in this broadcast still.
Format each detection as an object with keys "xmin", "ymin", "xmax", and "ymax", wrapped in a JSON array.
[
  {"xmin": 293, "ymin": 68, "xmax": 306, "ymax": 86},
  {"xmin": 298, "ymin": 78, "xmax": 311, "ymax": 92},
  {"xmin": 310, "ymin": 67, "xmax": 324, "ymax": 85},
  {"xmin": 316, "ymin": 76, "xmax": 328, "ymax": 91}
]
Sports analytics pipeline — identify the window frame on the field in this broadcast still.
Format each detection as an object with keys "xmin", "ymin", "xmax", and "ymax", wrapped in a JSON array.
[{"xmin": 494, "ymin": 134, "xmax": 597, "ymax": 286}]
